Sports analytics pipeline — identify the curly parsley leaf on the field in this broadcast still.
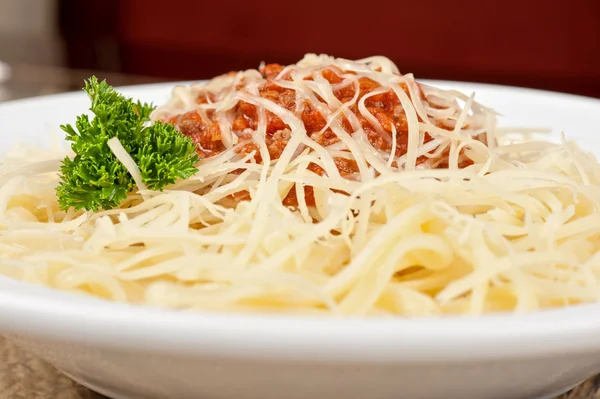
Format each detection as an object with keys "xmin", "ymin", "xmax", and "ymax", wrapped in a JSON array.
[{"xmin": 56, "ymin": 77, "xmax": 199, "ymax": 212}]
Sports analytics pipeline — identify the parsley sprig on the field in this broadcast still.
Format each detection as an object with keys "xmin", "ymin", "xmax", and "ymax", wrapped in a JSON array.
[{"xmin": 56, "ymin": 77, "xmax": 199, "ymax": 211}]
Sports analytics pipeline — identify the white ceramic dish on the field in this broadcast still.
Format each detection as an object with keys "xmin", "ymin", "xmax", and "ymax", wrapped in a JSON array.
[{"xmin": 0, "ymin": 81, "xmax": 600, "ymax": 399}]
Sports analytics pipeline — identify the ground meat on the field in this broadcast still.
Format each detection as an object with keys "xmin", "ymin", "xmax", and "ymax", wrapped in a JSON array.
[
  {"xmin": 168, "ymin": 110, "xmax": 225, "ymax": 157},
  {"xmin": 162, "ymin": 62, "xmax": 477, "ymax": 206},
  {"xmin": 167, "ymin": 63, "xmax": 425, "ymax": 162}
]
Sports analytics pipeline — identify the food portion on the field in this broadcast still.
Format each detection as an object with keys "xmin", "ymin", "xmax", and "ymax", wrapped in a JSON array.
[{"xmin": 1, "ymin": 54, "xmax": 600, "ymax": 316}]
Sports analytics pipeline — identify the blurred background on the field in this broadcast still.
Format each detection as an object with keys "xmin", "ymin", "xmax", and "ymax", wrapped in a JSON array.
[{"xmin": 0, "ymin": 0, "xmax": 598, "ymax": 101}]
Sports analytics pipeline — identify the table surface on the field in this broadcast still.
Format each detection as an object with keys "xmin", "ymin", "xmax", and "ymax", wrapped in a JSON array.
[{"xmin": 0, "ymin": 63, "xmax": 599, "ymax": 399}]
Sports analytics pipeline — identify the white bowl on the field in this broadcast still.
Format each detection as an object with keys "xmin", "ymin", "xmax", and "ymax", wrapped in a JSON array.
[{"xmin": 1, "ymin": 82, "xmax": 600, "ymax": 399}]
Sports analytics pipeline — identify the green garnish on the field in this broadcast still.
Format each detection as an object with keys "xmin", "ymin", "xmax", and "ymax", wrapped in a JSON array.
[{"xmin": 56, "ymin": 77, "xmax": 199, "ymax": 212}]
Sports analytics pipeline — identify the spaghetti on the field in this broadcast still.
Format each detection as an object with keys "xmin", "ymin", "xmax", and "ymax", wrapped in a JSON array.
[{"xmin": 0, "ymin": 54, "xmax": 599, "ymax": 316}]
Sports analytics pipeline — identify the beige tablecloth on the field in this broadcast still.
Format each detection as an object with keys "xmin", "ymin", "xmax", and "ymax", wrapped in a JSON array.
[
  {"xmin": 0, "ymin": 336, "xmax": 598, "ymax": 399},
  {"xmin": 0, "ymin": 337, "xmax": 105, "ymax": 399}
]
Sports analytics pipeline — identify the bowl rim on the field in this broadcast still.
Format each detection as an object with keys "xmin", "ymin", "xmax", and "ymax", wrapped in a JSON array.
[
  {"xmin": 1, "ymin": 81, "xmax": 600, "ymax": 364},
  {"xmin": 1, "ymin": 78, "xmax": 598, "ymax": 107},
  {"xmin": 3, "ymin": 275, "xmax": 600, "ymax": 363}
]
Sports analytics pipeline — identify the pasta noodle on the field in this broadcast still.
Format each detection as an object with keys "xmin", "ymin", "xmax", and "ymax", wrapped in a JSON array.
[{"xmin": 0, "ymin": 54, "xmax": 599, "ymax": 317}]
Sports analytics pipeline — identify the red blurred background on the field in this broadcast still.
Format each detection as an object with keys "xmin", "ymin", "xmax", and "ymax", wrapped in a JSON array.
[{"xmin": 59, "ymin": 0, "xmax": 600, "ymax": 97}]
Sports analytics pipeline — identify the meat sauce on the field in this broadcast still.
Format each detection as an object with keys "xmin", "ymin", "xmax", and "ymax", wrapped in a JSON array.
[{"xmin": 164, "ymin": 64, "xmax": 463, "ymax": 206}]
